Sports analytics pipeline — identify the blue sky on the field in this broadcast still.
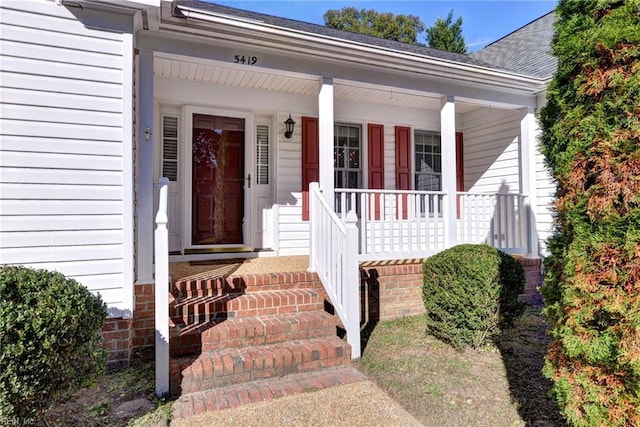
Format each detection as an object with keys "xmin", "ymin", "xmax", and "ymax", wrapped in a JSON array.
[{"xmin": 210, "ymin": 1, "xmax": 557, "ymax": 51}]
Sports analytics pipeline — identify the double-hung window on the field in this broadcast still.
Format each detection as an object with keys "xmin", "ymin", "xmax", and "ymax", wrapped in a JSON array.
[
  {"xmin": 334, "ymin": 124, "xmax": 361, "ymax": 212},
  {"xmin": 334, "ymin": 124, "xmax": 361, "ymax": 188},
  {"xmin": 414, "ymin": 130, "xmax": 441, "ymax": 213}
]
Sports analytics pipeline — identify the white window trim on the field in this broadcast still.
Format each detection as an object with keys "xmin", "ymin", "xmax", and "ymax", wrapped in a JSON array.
[{"xmin": 181, "ymin": 106, "xmax": 255, "ymax": 250}]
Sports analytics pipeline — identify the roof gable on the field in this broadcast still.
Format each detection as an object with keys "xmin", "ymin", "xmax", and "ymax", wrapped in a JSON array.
[
  {"xmin": 471, "ymin": 12, "xmax": 557, "ymax": 79},
  {"xmin": 175, "ymin": 0, "xmax": 494, "ymax": 69}
]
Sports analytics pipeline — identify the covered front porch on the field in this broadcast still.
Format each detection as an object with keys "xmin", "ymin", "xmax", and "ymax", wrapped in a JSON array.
[
  {"xmin": 136, "ymin": 51, "xmax": 541, "ymax": 267},
  {"xmin": 138, "ymin": 1, "xmax": 547, "ymax": 397},
  {"xmin": 129, "ymin": 4, "xmax": 547, "ymax": 276}
]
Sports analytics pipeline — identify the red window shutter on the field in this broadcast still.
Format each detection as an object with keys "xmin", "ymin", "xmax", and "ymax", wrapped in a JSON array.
[
  {"xmin": 367, "ymin": 124, "xmax": 385, "ymax": 189},
  {"xmin": 368, "ymin": 124, "xmax": 385, "ymax": 220},
  {"xmin": 301, "ymin": 116, "xmax": 319, "ymax": 221},
  {"xmin": 395, "ymin": 126, "xmax": 411, "ymax": 219},
  {"xmin": 456, "ymin": 132, "xmax": 464, "ymax": 191},
  {"xmin": 395, "ymin": 126, "xmax": 411, "ymax": 190},
  {"xmin": 456, "ymin": 132, "xmax": 464, "ymax": 218}
]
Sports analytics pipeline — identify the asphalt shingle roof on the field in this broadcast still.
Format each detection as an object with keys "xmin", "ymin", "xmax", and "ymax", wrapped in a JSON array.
[
  {"xmin": 175, "ymin": 0, "xmax": 496, "ymax": 69},
  {"xmin": 470, "ymin": 12, "xmax": 557, "ymax": 79}
]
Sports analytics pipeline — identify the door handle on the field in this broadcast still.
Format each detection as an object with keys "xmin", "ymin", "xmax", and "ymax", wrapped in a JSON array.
[{"xmin": 246, "ymin": 174, "xmax": 251, "ymax": 189}]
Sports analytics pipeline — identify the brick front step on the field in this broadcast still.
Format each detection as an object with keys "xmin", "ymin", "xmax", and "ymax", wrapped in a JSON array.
[
  {"xmin": 170, "ymin": 312, "xmax": 338, "ymax": 357},
  {"xmin": 172, "ymin": 271, "xmax": 323, "ymax": 299},
  {"xmin": 171, "ymin": 289, "xmax": 325, "ymax": 326},
  {"xmin": 171, "ymin": 365, "xmax": 366, "ymax": 418},
  {"xmin": 169, "ymin": 336, "xmax": 352, "ymax": 396}
]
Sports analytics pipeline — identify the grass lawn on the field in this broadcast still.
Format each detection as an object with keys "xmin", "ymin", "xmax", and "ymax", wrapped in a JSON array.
[{"xmin": 356, "ymin": 308, "xmax": 567, "ymax": 427}]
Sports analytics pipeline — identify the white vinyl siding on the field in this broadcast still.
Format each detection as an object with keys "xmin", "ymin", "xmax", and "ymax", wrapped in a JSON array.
[
  {"xmin": 275, "ymin": 112, "xmax": 309, "ymax": 255},
  {"xmin": 463, "ymin": 108, "xmax": 521, "ymax": 194},
  {"xmin": 536, "ymin": 143, "xmax": 554, "ymax": 257},
  {"xmin": 0, "ymin": 2, "xmax": 133, "ymax": 313}
]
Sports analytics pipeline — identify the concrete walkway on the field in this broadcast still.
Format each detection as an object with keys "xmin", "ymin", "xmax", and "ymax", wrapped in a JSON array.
[{"xmin": 171, "ymin": 378, "xmax": 422, "ymax": 427}]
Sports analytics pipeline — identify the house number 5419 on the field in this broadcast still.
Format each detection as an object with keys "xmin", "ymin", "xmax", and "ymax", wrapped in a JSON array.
[{"xmin": 234, "ymin": 55, "xmax": 258, "ymax": 65}]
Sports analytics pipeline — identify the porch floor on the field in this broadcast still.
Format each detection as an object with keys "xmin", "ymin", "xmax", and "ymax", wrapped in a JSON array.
[
  {"xmin": 169, "ymin": 256, "xmax": 427, "ymax": 282},
  {"xmin": 169, "ymin": 255, "xmax": 310, "ymax": 281}
]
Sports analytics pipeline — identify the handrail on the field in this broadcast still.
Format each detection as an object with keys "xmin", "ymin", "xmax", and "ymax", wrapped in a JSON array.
[
  {"xmin": 154, "ymin": 177, "xmax": 169, "ymax": 397},
  {"xmin": 309, "ymin": 182, "xmax": 361, "ymax": 359},
  {"xmin": 337, "ymin": 187, "xmax": 447, "ymax": 195},
  {"xmin": 456, "ymin": 191, "xmax": 527, "ymax": 197}
]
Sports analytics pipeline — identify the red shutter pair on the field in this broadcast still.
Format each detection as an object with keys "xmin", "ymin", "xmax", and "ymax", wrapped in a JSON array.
[
  {"xmin": 301, "ymin": 119, "xmax": 463, "ymax": 220},
  {"xmin": 301, "ymin": 119, "xmax": 386, "ymax": 221}
]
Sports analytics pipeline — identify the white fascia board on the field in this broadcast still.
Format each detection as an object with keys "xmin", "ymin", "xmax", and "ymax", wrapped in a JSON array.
[
  {"xmin": 174, "ymin": 5, "xmax": 548, "ymax": 94},
  {"xmin": 139, "ymin": 30, "xmax": 538, "ymax": 108},
  {"xmin": 72, "ymin": 0, "xmax": 160, "ymax": 10}
]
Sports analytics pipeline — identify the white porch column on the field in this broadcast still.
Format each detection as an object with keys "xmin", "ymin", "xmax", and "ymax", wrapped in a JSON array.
[
  {"xmin": 318, "ymin": 77, "xmax": 334, "ymax": 209},
  {"xmin": 136, "ymin": 50, "xmax": 155, "ymax": 283},
  {"xmin": 441, "ymin": 95, "xmax": 457, "ymax": 248},
  {"xmin": 520, "ymin": 107, "xmax": 539, "ymax": 258}
]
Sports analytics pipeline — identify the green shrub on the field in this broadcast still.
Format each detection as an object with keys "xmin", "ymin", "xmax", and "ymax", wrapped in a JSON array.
[
  {"xmin": 422, "ymin": 244, "xmax": 525, "ymax": 350},
  {"xmin": 0, "ymin": 266, "xmax": 107, "ymax": 419}
]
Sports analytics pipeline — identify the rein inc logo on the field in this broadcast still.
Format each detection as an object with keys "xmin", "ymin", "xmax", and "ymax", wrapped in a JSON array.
[{"xmin": 0, "ymin": 417, "xmax": 35, "ymax": 426}]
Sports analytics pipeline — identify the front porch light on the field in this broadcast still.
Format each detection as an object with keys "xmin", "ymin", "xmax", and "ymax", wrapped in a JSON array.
[{"xmin": 284, "ymin": 114, "xmax": 295, "ymax": 139}]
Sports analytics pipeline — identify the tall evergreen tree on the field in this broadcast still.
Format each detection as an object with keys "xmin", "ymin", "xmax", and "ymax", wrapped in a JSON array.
[
  {"xmin": 323, "ymin": 7, "xmax": 424, "ymax": 44},
  {"xmin": 540, "ymin": 1, "xmax": 640, "ymax": 425},
  {"xmin": 425, "ymin": 10, "xmax": 467, "ymax": 54}
]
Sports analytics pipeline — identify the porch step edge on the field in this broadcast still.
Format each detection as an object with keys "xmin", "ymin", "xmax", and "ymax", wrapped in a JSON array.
[
  {"xmin": 172, "ymin": 271, "xmax": 322, "ymax": 299},
  {"xmin": 171, "ymin": 289, "xmax": 325, "ymax": 325},
  {"xmin": 170, "ymin": 336, "xmax": 352, "ymax": 396},
  {"xmin": 169, "ymin": 312, "xmax": 338, "ymax": 357},
  {"xmin": 171, "ymin": 365, "xmax": 366, "ymax": 419}
]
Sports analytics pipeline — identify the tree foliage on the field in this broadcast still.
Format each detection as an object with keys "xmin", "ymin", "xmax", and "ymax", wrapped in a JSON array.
[
  {"xmin": 425, "ymin": 10, "xmax": 467, "ymax": 54},
  {"xmin": 540, "ymin": 1, "xmax": 640, "ymax": 425},
  {"xmin": 323, "ymin": 7, "xmax": 424, "ymax": 44}
]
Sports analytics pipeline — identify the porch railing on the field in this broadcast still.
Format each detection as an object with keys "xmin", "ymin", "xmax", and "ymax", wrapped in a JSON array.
[
  {"xmin": 309, "ymin": 182, "xmax": 361, "ymax": 359},
  {"xmin": 334, "ymin": 189, "xmax": 529, "ymax": 259},
  {"xmin": 154, "ymin": 177, "xmax": 170, "ymax": 397},
  {"xmin": 457, "ymin": 192, "xmax": 529, "ymax": 254},
  {"xmin": 335, "ymin": 188, "xmax": 448, "ymax": 261}
]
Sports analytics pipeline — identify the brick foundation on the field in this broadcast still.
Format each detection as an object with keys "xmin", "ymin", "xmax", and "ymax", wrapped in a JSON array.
[
  {"xmin": 360, "ymin": 263, "xmax": 425, "ymax": 323},
  {"xmin": 130, "ymin": 283, "xmax": 156, "ymax": 362},
  {"xmin": 101, "ymin": 282, "xmax": 157, "ymax": 367},
  {"xmin": 102, "ymin": 317, "xmax": 132, "ymax": 369},
  {"xmin": 517, "ymin": 257, "xmax": 544, "ymax": 305},
  {"xmin": 360, "ymin": 257, "xmax": 543, "ymax": 324}
]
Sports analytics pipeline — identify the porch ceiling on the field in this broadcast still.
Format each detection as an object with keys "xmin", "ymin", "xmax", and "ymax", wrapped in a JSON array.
[
  {"xmin": 153, "ymin": 56, "xmax": 483, "ymax": 113},
  {"xmin": 153, "ymin": 56, "xmax": 320, "ymax": 95}
]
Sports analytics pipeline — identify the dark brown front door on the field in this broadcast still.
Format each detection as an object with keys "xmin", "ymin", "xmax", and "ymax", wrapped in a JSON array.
[{"xmin": 192, "ymin": 114, "xmax": 244, "ymax": 245}]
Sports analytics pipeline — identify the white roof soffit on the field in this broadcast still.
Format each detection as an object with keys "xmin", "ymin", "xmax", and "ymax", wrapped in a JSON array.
[{"xmin": 168, "ymin": 4, "xmax": 548, "ymax": 95}]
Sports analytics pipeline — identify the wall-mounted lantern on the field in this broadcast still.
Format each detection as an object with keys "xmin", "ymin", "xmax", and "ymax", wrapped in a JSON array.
[{"xmin": 284, "ymin": 114, "xmax": 295, "ymax": 139}]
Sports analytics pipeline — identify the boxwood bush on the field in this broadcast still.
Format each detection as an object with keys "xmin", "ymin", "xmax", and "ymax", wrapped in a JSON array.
[
  {"xmin": 0, "ymin": 266, "xmax": 107, "ymax": 419},
  {"xmin": 422, "ymin": 244, "xmax": 526, "ymax": 350}
]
